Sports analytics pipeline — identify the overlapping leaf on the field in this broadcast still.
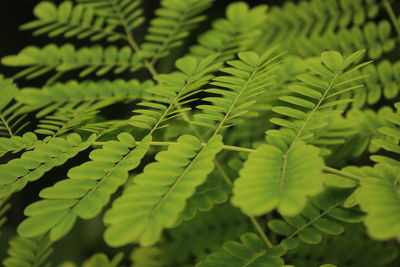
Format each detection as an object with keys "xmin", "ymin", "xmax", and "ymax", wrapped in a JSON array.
[
  {"xmin": 17, "ymin": 133, "xmax": 150, "ymax": 241},
  {"xmin": 104, "ymin": 134, "xmax": 223, "ymax": 246}
]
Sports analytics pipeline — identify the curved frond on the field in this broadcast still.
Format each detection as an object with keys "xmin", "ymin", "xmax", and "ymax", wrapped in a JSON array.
[
  {"xmin": 195, "ymin": 233, "xmax": 286, "ymax": 267},
  {"xmin": 135, "ymin": 204, "xmax": 251, "ymax": 266},
  {"xmin": 232, "ymin": 141, "xmax": 324, "ymax": 217},
  {"xmin": 356, "ymin": 164, "xmax": 400, "ymax": 241},
  {"xmin": 0, "ymin": 133, "xmax": 94, "ymax": 199},
  {"xmin": 82, "ymin": 253, "xmax": 123, "ymax": 267},
  {"xmin": 0, "ymin": 75, "xmax": 28, "ymax": 137},
  {"xmin": 104, "ymin": 134, "xmax": 223, "ymax": 247},
  {"xmin": 179, "ymin": 172, "xmax": 230, "ymax": 222},
  {"xmin": 17, "ymin": 133, "xmax": 150, "ymax": 241},
  {"xmin": 292, "ymin": 21, "xmax": 395, "ymax": 60},
  {"xmin": 141, "ymin": 0, "xmax": 214, "ymax": 63},
  {"xmin": 260, "ymin": 0, "xmax": 380, "ymax": 52},
  {"xmin": 16, "ymin": 79, "xmax": 151, "ymax": 115},
  {"xmin": 3, "ymin": 235, "xmax": 52, "ymax": 267},
  {"xmin": 1, "ymin": 44, "xmax": 142, "ymax": 79},
  {"xmin": 0, "ymin": 132, "xmax": 40, "ymax": 158},
  {"xmin": 286, "ymin": 232, "xmax": 398, "ymax": 267},
  {"xmin": 34, "ymin": 109, "xmax": 98, "ymax": 137},
  {"xmin": 371, "ymin": 102, "xmax": 400, "ymax": 166},
  {"xmin": 77, "ymin": 0, "xmax": 144, "ymax": 31},
  {"xmin": 130, "ymin": 54, "xmax": 220, "ymax": 131},
  {"xmin": 353, "ymin": 60, "xmax": 400, "ymax": 108},
  {"xmin": 267, "ymin": 187, "xmax": 363, "ymax": 247},
  {"xmin": 268, "ymin": 50, "xmax": 368, "ymax": 145},
  {"xmin": 189, "ymin": 2, "xmax": 267, "ymax": 62},
  {"xmin": 20, "ymin": 1, "xmax": 128, "ymax": 42},
  {"xmin": 194, "ymin": 48, "xmax": 282, "ymax": 130}
]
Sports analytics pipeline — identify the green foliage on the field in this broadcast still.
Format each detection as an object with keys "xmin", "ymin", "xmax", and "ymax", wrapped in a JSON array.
[
  {"xmin": 195, "ymin": 233, "xmax": 286, "ymax": 267},
  {"xmin": 17, "ymin": 133, "xmax": 150, "ymax": 241},
  {"xmin": 1, "ymin": 0, "xmax": 400, "ymax": 266},
  {"xmin": 3, "ymin": 235, "xmax": 52, "ymax": 267},
  {"xmin": 104, "ymin": 135, "xmax": 223, "ymax": 246},
  {"xmin": 232, "ymin": 141, "xmax": 324, "ymax": 217}
]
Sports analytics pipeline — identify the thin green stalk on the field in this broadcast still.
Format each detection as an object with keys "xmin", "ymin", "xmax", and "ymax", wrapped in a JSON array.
[
  {"xmin": 322, "ymin": 166, "xmax": 362, "ymax": 183},
  {"xmin": 383, "ymin": 0, "xmax": 400, "ymax": 39},
  {"xmin": 249, "ymin": 216, "xmax": 274, "ymax": 249}
]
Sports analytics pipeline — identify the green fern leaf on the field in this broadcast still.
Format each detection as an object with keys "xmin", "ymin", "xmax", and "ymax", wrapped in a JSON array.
[
  {"xmin": 104, "ymin": 134, "xmax": 223, "ymax": 246},
  {"xmin": 16, "ymin": 79, "xmax": 151, "ymax": 115},
  {"xmin": 285, "ymin": 231, "xmax": 397, "ymax": 267},
  {"xmin": 1, "ymin": 44, "xmax": 142, "ymax": 79},
  {"xmin": 130, "ymin": 54, "xmax": 220, "ymax": 131},
  {"xmin": 268, "ymin": 49, "xmax": 368, "ymax": 145},
  {"xmin": 141, "ymin": 0, "xmax": 214, "ymax": 63},
  {"xmin": 3, "ymin": 235, "xmax": 52, "ymax": 267},
  {"xmin": 17, "ymin": 133, "xmax": 150, "ymax": 241},
  {"xmin": 0, "ymin": 75, "xmax": 27, "ymax": 137},
  {"xmin": 20, "ymin": 1, "xmax": 127, "ymax": 42},
  {"xmin": 267, "ymin": 187, "xmax": 363, "ymax": 247},
  {"xmin": 0, "ymin": 132, "xmax": 40, "ymax": 157},
  {"xmin": 259, "ymin": 0, "xmax": 380, "ymax": 54},
  {"xmin": 82, "ymin": 253, "xmax": 123, "ymax": 267},
  {"xmin": 189, "ymin": 2, "xmax": 267, "ymax": 62},
  {"xmin": 195, "ymin": 233, "xmax": 286, "ymax": 267},
  {"xmin": 0, "ymin": 133, "xmax": 94, "ymax": 199},
  {"xmin": 371, "ymin": 102, "xmax": 400, "ymax": 166},
  {"xmin": 232, "ymin": 141, "xmax": 324, "ymax": 217},
  {"xmin": 77, "ymin": 0, "xmax": 144, "ymax": 31},
  {"xmin": 179, "ymin": 172, "xmax": 230, "ymax": 222},
  {"xmin": 143, "ymin": 204, "xmax": 251, "ymax": 266},
  {"xmin": 194, "ymin": 47, "xmax": 282, "ymax": 130},
  {"xmin": 357, "ymin": 164, "xmax": 400, "ymax": 241}
]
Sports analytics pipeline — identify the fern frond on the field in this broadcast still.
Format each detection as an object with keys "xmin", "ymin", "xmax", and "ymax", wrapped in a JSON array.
[
  {"xmin": 0, "ymin": 75, "xmax": 28, "ymax": 137},
  {"xmin": 288, "ymin": 21, "xmax": 395, "ymax": 59},
  {"xmin": 104, "ymin": 134, "xmax": 223, "ymax": 247},
  {"xmin": 179, "ymin": 172, "xmax": 230, "ymax": 222},
  {"xmin": 17, "ymin": 79, "xmax": 151, "ymax": 115},
  {"xmin": 82, "ymin": 253, "xmax": 123, "ymax": 267},
  {"xmin": 0, "ymin": 197, "xmax": 10, "ymax": 237},
  {"xmin": 195, "ymin": 233, "xmax": 286, "ymax": 267},
  {"xmin": 267, "ymin": 50, "xmax": 368, "ymax": 145},
  {"xmin": 77, "ymin": 0, "xmax": 144, "ymax": 31},
  {"xmin": 136, "ymin": 204, "xmax": 251, "ymax": 267},
  {"xmin": 260, "ymin": 0, "xmax": 380, "ymax": 49},
  {"xmin": 267, "ymin": 187, "xmax": 363, "ymax": 248},
  {"xmin": 141, "ymin": 0, "xmax": 214, "ymax": 64},
  {"xmin": 356, "ymin": 163, "xmax": 400, "ymax": 241},
  {"xmin": 0, "ymin": 132, "xmax": 40, "ymax": 157},
  {"xmin": 20, "ymin": 1, "xmax": 128, "ymax": 42},
  {"xmin": 232, "ymin": 141, "xmax": 324, "ymax": 217},
  {"xmin": 0, "ymin": 133, "xmax": 94, "ymax": 199},
  {"xmin": 194, "ymin": 48, "xmax": 282, "ymax": 131},
  {"xmin": 34, "ymin": 109, "xmax": 98, "ymax": 137},
  {"xmin": 1, "ymin": 44, "xmax": 142, "ymax": 79},
  {"xmin": 371, "ymin": 102, "xmax": 400, "ymax": 166},
  {"xmin": 17, "ymin": 133, "xmax": 150, "ymax": 241},
  {"xmin": 3, "ymin": 235, "xmax": 52, "ymax": 267},
  {"xmin": 189, "ymin": 2, "xmax": 267, "ymax": 62},
  {"xmin": 326, "ymin": 107, "xmax": 395, "ymax": 165},
  {"xmin": 285, "ymin": 231, "xmax": 398, "ymax": 267},
  {"xmin": 353, "ymin": 60, "xmax": 400, "ymax": 108},
  {"xmin": 130, "ymin": 54, "xmax": 220, "ymax": 131}
]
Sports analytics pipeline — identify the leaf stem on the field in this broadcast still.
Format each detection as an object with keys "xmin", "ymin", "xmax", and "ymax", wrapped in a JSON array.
[
  {"xmin": 383, "ymin": 0, "xmax": 400, "ymax": 39},
  {"xmin": 249, "ymin": 216, "xmax": 273, "ymax": 249},
  {"xmin": 322, "ymin": 166, "xmax": 362, "ymax": 183}
]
